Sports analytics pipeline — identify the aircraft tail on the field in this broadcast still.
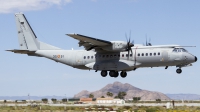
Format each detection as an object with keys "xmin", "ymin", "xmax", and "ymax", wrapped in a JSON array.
[{"xmin": 14, "ymin": 13, "xmax": 61, "ymax": 50}]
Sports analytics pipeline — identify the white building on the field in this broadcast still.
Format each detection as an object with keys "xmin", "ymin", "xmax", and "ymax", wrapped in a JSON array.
[
  {"xmin": 96, "ymin": 98, "xmax": 125, "ymax": 104},
  {"xmin": 113, "ymin": 99, "xmax": 125, "ymax": 104}
]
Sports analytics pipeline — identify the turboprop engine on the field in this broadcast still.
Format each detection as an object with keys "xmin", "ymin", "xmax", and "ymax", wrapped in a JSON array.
[{"xmin": 101, "ymin": 41, "xmax": 133, "ymax": 52}]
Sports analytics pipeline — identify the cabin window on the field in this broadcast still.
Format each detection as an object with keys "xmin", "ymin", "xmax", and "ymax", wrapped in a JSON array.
[
  {"xmin": 122, "ymin": 54, "xmax": 124, "ymax": 57},
  {"xmin": 87, "ymin": 56, "xmax": 90, "ymax": 59},
  {"xmin": 142, "ymin": 53, "xmax": 144, "ymax": 56},
  {"xmin": 114, "ymin": 54, "xmax": 117, "ymax": 57},
  {"xmin": 102, "ymin": 55, "xmax": 105, "ymax": 58},
  {"xmin": 126, "ymin": 54, "xmax": 128, "ymax": 57},
  {"xmin": 118, "ymin": 54, "xmax": 120, "ymax": 57},
  {"xmin": 110, "ymin": 55, "xmax": 113, "ymax": 58},
  {"xmin": 146, "ymin": 53, "xmax": 148, "ymax": 56},
  {"xmin": 106, "ymin": 55, "xmax": 109, "ymax": 58},
  {"xmin": 130, "ymin": 54, "xmax": 133, "ymax": 57},
  {"xmin": 84, "ymin": 56, "xmax": 86, "ymax": 59},
  {"xmin": 158, "ymin": 52, "xmax": 160, "ymax": 55},
  {"xmin": 91, "ymin": 56, "xmax": 93, "ymax": 59},
  {"xmin": 154, "ymin": 53, "xmax": 156, "ymax": 56},
  {"xmin": 138, "ymin": 53, "xmax": 140, "ymax": 56},
  {"xmin": 150, "ymin": 53, "xmax": 152, "ymax": 56}
]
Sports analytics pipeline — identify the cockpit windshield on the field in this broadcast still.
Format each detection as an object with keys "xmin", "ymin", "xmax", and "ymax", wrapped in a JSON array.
[{"xmin": 172, "ymin": 48, "xmax": 188, "ymax": 52}]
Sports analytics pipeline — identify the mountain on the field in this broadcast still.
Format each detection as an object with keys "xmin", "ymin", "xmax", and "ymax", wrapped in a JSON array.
[
  {"xmin": 0, "ymin": 96, "xmax": 68, "ymax": 100},
  {"xmin": 166, "ymin": 94, "xmax": 200, "ymax": 100},
  {"xmin": 74, "ymin": 81, "xmax": 170, "ymax": 100}
]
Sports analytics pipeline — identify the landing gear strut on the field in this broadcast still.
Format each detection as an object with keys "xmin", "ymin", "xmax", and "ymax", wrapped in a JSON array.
[
  {"xmin": 120, "ymin": 71, "xmax": 127, "ymax": 78},
  {"xmin": 176, "ymin": 68, "xmax": 182, "ymax": 74},
  {"xmin": 101, "ymin": 70, "xmax": 107, "ymax": 77}
]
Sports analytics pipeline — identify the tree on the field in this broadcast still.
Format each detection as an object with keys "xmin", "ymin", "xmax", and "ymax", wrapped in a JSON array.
[
  {"xmin": 41, "ymin": 98, "xmax": 48, "ymax": 103},
  {"xmin": 89, "ymin": 94, "xmax": 94, "ymax": 98},
  {"xmin": 51, "ymin": 98, "xmax": 57, "ymax": 103},
  {"xmin": 114, "ymin": 96, "xmax": 119, "ymax": 98},
  {"xmin": 107, "ymin": 92, "xmax": 111, "ymax": 97},
  {"xmin": 117, "ymin": 91, "xmax": 127, "ymax": 99},
  {"xmin": 101, "ymin": 96, "xmax": 105, "ymax": 98},
  {"xmin": 156, "ymin": 99, "xmax": 161, "ymax": 103},
  {"xmin": 62, "ymin": 98, "xmax": 67, "ymax": 102},
  {"xmin": 110, "ymin": 92, "xmax": 113, "ymax": 97},
  {"xmin": 107, "ymin": 92, "xmax": 113, "ymax": 98},
  {"xmin": 133, "ymin": 97, "xmax": 141, "ymax": 102}
]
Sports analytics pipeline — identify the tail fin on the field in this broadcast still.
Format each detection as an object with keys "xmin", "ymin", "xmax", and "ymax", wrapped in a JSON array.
[
  {"xmin": 15, "ymin": 13, "xmax": 39, "ymax": 50},
  {"xmin": 15, "ymin": 13, "xmax": 61, "ymax": 50}
]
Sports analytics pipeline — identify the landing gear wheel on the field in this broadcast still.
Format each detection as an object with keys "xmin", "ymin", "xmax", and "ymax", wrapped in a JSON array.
[
  {"xmin": 101, "ymin": 70, "xmax": 107, "ymax": 77},
  {"xmin": 114, "ymin": 71, "xmax": 119, "ymax": 78},
  {"xmin": 120, "ymin": 71, "xmax": 127, "ymax": 78},
  {"xmin": 109, "ymin": 71, "xmax": 115, "ymax": 77},
  {"xmin": 176, "ymin": 69, "xmax": 182, "ymax": 74}
]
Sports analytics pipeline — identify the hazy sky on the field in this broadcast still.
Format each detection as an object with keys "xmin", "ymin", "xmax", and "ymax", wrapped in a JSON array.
[{"xmin": 1, "ymin": 0, "xmax": 200, "ymax": 97}]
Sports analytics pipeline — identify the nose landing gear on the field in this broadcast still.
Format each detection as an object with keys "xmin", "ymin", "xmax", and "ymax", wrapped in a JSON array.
[{"xmin": 176, "ymin": 68, "xmax": 182, "ymax": 74}]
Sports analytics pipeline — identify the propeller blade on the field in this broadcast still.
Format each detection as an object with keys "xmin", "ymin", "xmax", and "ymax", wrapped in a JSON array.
[{"xmin": 125, "ymin": 31, "xmax": 134, "ymax": 60}]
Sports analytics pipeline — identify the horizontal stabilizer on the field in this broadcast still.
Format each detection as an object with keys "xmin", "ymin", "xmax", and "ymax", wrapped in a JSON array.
[{"xmin": 6, "ymin": 49, "xmax": 36, "ymax": 54}]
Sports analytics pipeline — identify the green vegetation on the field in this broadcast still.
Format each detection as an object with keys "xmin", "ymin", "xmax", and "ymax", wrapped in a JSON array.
[
  {"xmin": 133, "ymin": 97, "xmax": 141, "ymax": 103},
  {"xmin": 51, "ymin": 98, "xmax": 57, "ymax": 103},
  {"xmin": 106, "ymin": 92, "xmax": 113, "ymax": 97},
  {"xmin": 89, "ymin": 93, "xmax": 94, "ymax": 98},
  {"xmin": 117, "ymin": 91, "xmax": 127, "ymax": 99},
  {"xmin": 62, "ymin": 98, "xmax": 67, "ymax": 102},
  {"xmin": 101, "ymin": 96, "xmax": 105, "ymax": 98},
  {"xmin": 0, "ymin": 105, "xmax": 199, "ymax": 111}
]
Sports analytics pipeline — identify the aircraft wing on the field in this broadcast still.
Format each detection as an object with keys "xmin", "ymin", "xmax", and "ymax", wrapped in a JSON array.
[
  {"xmin": 135, "ymin": 45, "xmax": 196, "ymax": 49},
  {"xmin": 67, "ymin": 34, "xmax": 112, "ymax": 50}
]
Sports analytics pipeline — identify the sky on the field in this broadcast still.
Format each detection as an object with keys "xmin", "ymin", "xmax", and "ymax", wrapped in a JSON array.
[{"xmin": 0, "ymin": 0, "xmax": 200, "ymax": 97}]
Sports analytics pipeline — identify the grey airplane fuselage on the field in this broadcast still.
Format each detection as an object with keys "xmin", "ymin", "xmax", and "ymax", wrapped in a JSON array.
[{"xmin": 36, "ymin": 47, "xmax": 195, "ymax": 71}]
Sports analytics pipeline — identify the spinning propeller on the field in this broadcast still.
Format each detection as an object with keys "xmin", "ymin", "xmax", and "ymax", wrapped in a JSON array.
[
  {"xmin": 125, "ymin": 32, "xmax": 134, "ymax": 59},
  {"xmin": 144, "ymin": 34, "xmax": 152, "ymax": 46}
]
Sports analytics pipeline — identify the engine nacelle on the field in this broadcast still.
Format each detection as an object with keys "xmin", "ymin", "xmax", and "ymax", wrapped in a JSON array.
[{"xmin": 101, "ymin": 41, "xmax": 128, "ymax": 52}]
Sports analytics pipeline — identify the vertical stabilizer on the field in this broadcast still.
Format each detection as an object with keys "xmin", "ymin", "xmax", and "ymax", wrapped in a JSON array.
[{"xmin": 15, "ymin": 13, "xmax": 39, "ymax": 50}]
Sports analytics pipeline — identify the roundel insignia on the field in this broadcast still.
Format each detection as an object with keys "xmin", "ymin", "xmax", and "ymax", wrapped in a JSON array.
[{"xmin": 57, "ymin": 55, "xmax": 60, "ymax": 58}]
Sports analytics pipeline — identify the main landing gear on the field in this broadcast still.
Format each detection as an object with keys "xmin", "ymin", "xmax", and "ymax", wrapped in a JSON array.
[{"xmin": 100, "ymin": 71, "xmax": 127, "ymax": 78}]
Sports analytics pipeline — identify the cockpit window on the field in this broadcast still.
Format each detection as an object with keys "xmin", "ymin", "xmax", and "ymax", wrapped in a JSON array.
[
  {"xmin": 173, "ymin": 48, "xmax": 188, "ymax": 52},
  {"xmin": 182, "ymin": 48, "xmax": 188, "ymax": 52}
]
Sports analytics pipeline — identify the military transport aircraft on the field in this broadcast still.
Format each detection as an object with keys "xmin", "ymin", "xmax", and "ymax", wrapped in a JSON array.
[{"xmin": 7, "ymin": 13, "xmax": 197, "ymax": 78}]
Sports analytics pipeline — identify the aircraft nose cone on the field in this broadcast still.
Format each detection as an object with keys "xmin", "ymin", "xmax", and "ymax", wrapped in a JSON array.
[{"xmin": 195, "ymin": 56, "xmax": 197, "ymax": 62}]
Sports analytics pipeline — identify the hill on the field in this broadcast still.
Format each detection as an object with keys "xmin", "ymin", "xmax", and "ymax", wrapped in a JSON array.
[
  {"xmin": 74, "ymin": 81, "xmax": 170, "ymax": 100},
  {"xmin": 166, "ymin": 94, "xmax": 200, "ymax": 100}
]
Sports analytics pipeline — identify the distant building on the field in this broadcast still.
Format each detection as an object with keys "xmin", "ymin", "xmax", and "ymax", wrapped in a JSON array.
[
  {"xmin": 80, "ymin": 98, "xmax": 93, "ymax": 103},
  {"xmin": 113, "ymin": 99, "xmax": 125, "ymax": 104},
  {"xmin": 96, "ymin": 98, "xmax": 113, "ymax": 104}
]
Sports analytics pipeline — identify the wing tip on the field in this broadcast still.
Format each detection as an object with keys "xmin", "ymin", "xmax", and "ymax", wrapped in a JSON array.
[{"xmin": 66, "ymin": 33, "xmax": 78, "ymax": 36}]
